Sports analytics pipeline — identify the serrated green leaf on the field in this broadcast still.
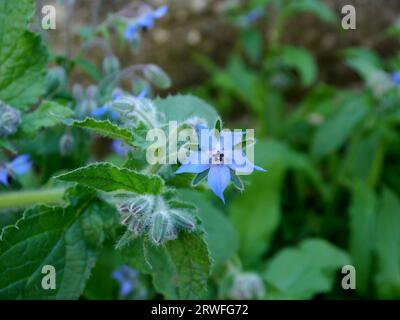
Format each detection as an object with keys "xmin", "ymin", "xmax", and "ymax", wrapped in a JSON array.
[
  {"xmin": 55, "ymin": 163, "xmax": 164, "ymax": 194},
  {"xmin": 177, "ymin": 189, "xmax": 238, "ymax": 270},
  {"xmin": 0, "ymin": 0, "xmax": 48, "ymax": 110},
  {"xmin": 20, "ymin": 101, "xmax": 73, "ymax": 135},
  {"xmin": 154, "ymin": 95, "xmax": 220, "ymax": 128},
  {"xmin": 0, "ymin": 199, "xmax": 117, "ymax": 299},
  {"xmin": 123, "ymin": 232, "xmax": 211, "ymax": 299},
  {"xmin": 70, "ymin": 118, "xmax": 134, "ymax": 145},
  {"xmin": 263, "ymin": 239, "xmax": 350, "ymax": 299}
]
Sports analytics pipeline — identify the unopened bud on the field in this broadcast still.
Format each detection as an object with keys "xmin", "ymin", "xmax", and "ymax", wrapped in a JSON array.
[
  {"xmin": 151, "ymin": 211, "xmax": 170, "ymax": 245},
  {"xmin": 228, "ymin": 273, "xmax": 266, "ymax": 300},
  {"xmin": 143, "ymin": 64, "xmax": 171, "ymax": 89},
  {"xmin": 86, "ymin": 85, "xmax": 99, "ymax": 102},
  {"xmin": 102, "ymin": 55, "xmax": 120, "ymax": 75},
  {"xmin": 46, "ymin": 67, "xmax": 67, "ymax": 95},
  {"xmin": 59, "ymin": 132, "xmax": 74, "ymax": 156},
  {"xmin": 170, "ymin": 210, "xmax": 196, "ymax": 232},
  {"xmin": 72, "ymin": 84, "xmax": 84, "ymax": 102},
  {"xmin": 0, "ymin": 102, "xmax": 20, "ymax": 137}
]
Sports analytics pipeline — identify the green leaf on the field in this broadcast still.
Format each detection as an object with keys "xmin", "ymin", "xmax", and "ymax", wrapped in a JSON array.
[
  {"xmin": 0, "ymin": 199, "xmax": 117, "ymax": 299},
  {"xmin": 0, "ymin": 138, "xmax": 17, "ymax": 153},
  {"xmin": 19, "ymin": 101, "xmax": 73, "ymax": 135},
  {"xmin": 283, "ymin": 0, "xmax": 337, "ymax": 24},
  {"xmin": 177, "ymin": 189, "xmax": 238, "ymax": 270},
  {"xmin": 343, "ymin": 48, "xmax": 383, "ymax": 80},
  {"xmin": 263, "ymin": 239, "xmax": 350, "ymax": 299},
  {"xmin": 311, "ymin": 94, "xmax": 369, "ymax": 157},
  {"xmin": 123, "ymin": 233, "xmax": 211, "ymax": 299},
  {"xmin": 154, "ymin": 94, "xmax": 220, "ymax": 128},
  {"xmin": 348, "ymin": 181, "xmax": 376, "ymax": 294},
  {"xmin": 70, "ymin": 118, "xmax": 134, "ymax": 145},
  {"xmin": 280, "ymin": 46, "xmax": 317, "ymax": 86},
  {"xmin": 55, "ymin": 163, "xmax": 164, "ymax": 194},
  {"xmin": 83, "ymin": 244, "xmax": 123, "ymax": 300},
  {"xmin": 230, "ymin": 140, "xmax": 323, "ymax": 267},
  {"xmin": 0, "ymin": 0, "xmax": 48, "ymax": 110},
  {"xmin": 375, "ymin": 187, "xmax": 400, "ymax": 298}
]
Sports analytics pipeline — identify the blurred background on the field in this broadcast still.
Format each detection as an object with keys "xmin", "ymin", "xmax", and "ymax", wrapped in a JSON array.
[{"xmin": 8, "ymin": 0, "xmax": 400, "ymax": 299}]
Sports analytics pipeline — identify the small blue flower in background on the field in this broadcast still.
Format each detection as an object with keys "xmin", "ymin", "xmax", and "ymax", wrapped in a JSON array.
[
  {"xmin": 392, "ymin": 71, "xmax": 400, "ymax": 85},
  {"xmin": 124, "ymin": 5, "xmax": 168, "ymax": 41},
  {"xmin": 112, "ymin": 265, "xmax": 137, "ymax": 297},
  {"xmin": 0, "ymin": 154, "xmax": 32, "ymax": 186},
  {"xmin": 111, "ymin": 139, "xmax": 130, "ymax": 158},
  {"xmin": 176, "ymin": 127, "xmax": 266, "ymax": 203},
  {"xmin": 241, "ymin": 8, "xmax": 264, "ymax": 26}
]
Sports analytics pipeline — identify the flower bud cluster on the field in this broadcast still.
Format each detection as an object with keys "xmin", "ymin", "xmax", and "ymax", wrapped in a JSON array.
[
  {"xmin": 116, "ymin": 195, "xmax": 196, "ymax": 246},
  {"xmin": 0, "ymin": 101, "xmax": 20, "ymax": 137}
]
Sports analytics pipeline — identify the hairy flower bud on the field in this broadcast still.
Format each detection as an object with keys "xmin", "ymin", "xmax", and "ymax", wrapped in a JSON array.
[
  {"xmin": 0, "ymin": 102, "xmax": 20, "ymax": 137},
  {"xmin": 86, "ymin": 85, "xmax": 99, "ymax": 102},
  {"xmin": 151, "ymin": 211, "xmax": 171, "ymax": 245},
  {"xmin": 46, "ymin": 66, "xmax": 67, "ymax": 95},
  {"xmin": 143, "ymin": 64, "xmax": 171, "ymax": 89},
  {"xmin": 116, "ymin": 195, "xmax": 197, "ymax": 246},
  {"xmin": 72, "ymin": 84, "xmax": 84, "ymax": 102},
  {"xmin": 169, "ymin": 210, "xmax": 196, "ymax": 232},
  {"xmin": 59, "ymin": 132, "xmax": 74, "ymax": 156},
  {"xmin": 102, "ymin": 55, "xmax": 120, "ymax": 75},
  {"xmin": 228, "ymin": 273, "xmax": 266, "ymax": 300}
]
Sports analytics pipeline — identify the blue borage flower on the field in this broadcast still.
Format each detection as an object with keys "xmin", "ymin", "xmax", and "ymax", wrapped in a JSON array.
[
  {"xmin": 112, "ymin": 265, "xmax": 137, "ymax": 297},
  {"xmin": 91, "ymin": 88, "xmax": 147, "ymax": 119},
  {"xmin": 176, "ymin": 126, "xmax": 266, "ymax": 203},
  {"xmin": 111, "ymin": 139, "xmax": 129, "ymax": 158},
  {"xmin": 124, "ymin": 5, "xmax": 168, "ymax": 41},
  {"xmin": 392, "ymin": 71, "xmax": 400, "ymax": 85},
  {"xmin": 242, "ymin": 8, "xmax": 264, "ymax": 26},
  {"xmin": 0, "ymin": 154, "xmax": 32, "ymax": 186}
]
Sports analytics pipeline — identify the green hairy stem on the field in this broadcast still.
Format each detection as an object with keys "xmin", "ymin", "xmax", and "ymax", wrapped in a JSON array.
[{"xmin": 0, "ymin": 188, "xmax": 66, "ymax": 209}]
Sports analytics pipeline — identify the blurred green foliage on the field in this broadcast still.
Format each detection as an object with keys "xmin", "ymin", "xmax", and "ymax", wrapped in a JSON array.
[{"xmin": 189, "ymin": 0, "xmax": 400, "ymax": 299}]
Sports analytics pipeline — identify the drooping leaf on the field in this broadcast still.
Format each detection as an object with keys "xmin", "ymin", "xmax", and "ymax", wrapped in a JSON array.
[
  {"xmin": 55, "ymin": 163, "xmax": 164, "ymax": 194},
  {"xmin": 282, "ymin": 0, "xmax": 337, "ymax": 24},
  {"xmin": 69, "ymin": 118, "xmax": 134, "ymax": 145},
  {"xmin": 263, "ymin": 239, "xmax": 350, "ymax": 299},
  {"xmin": 343, "ymin": 48, "xmax": 383, "ymax": 80},
  {"xmin": 19, "ymin": 101, "xmax": 73, "ymax": 135},
  {"xmin": 279, "ymin": 46, "xmax": 317, "ymax": 87},
  {"xmin": 0, "ymin": 0, "xmax": 48, "ymax": 110}
]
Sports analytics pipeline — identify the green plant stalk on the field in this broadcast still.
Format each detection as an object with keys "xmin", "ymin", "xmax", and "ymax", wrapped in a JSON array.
[{"xmin": 0, "ymin": 188, "xmax": 66, "ymax": 209}]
